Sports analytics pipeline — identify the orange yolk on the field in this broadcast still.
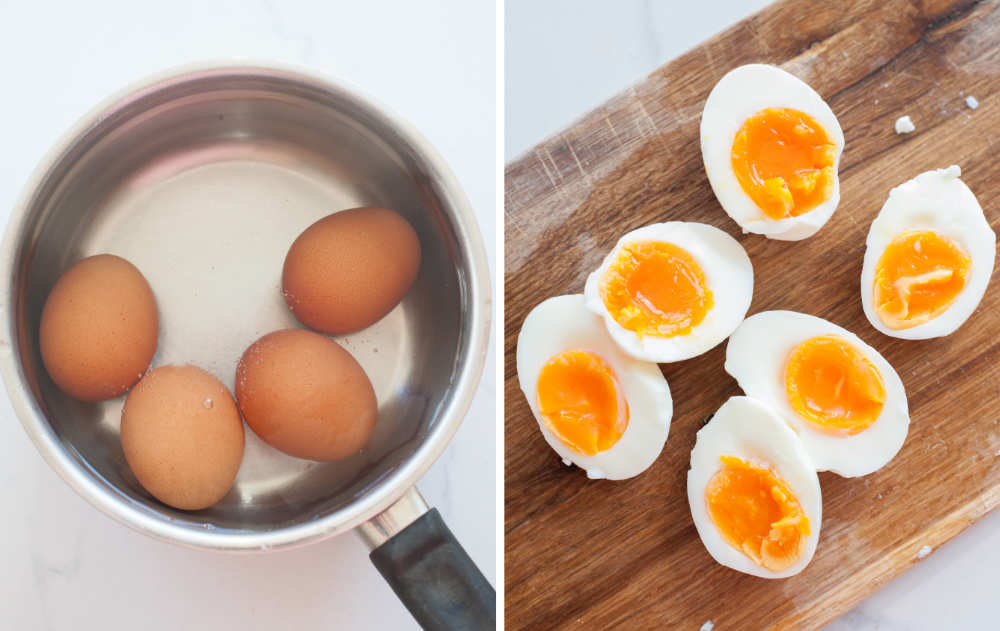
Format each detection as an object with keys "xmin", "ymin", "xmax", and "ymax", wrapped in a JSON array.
[
  {"xmin": 873, "ymin": 230, "xmax": 971, "ymax": 330},
  {"xmin": 536, "ymin": 350, "xmax": 628, "ymax": 455},
  {"xmin": 785, "ymin": 335, "xmax": 886, "ymax": 436},
  {"xmin": 599, "ymin": 241, "xmax": 713, "ymax": 338},
  {"xmin": 731, "ymin": 107, "xmax": 837, "ymax": 220},
  {"xmin": 706, "ymin": 455, "xmax": 810, "ymax": 572}
]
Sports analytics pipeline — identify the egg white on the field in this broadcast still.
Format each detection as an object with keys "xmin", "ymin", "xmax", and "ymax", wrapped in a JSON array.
[
  {"xmin": 725, "ymin": 311, "xmax": 909, "ymax": 477},
  {"xmin": 583, "ymin": 222, "xmax": 753, "ymax": 363},
  {"xmin": 701, "ymin": 64, "xmax": 844, "ymax": 241},
  {"xmin": 860, "ymin": 165, "xmax": 996, "ymax": 340},
  {"xmin": 687, "ymin": 396, "xmax": 822, "ymax": 579},
  {"xmin": 516, "ymin": 294, "xmax": 673, "ymax": 480}
]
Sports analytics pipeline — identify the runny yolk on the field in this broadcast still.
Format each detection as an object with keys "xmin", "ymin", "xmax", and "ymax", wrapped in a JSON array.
[
  {"xmin": 731, "ymin": 107, "xmax": 837, "ymax": 220},
  {"xmin": 785, "ymin": 335, "xmax": 886, "ymax": 436},
  {"xmin": 599, "ymin": 241, "xmax": 713, "ymax": 338},
  {"xmin": 873, "ymin": 230, "xmax": 971, "ymax": 330},
  {"xmin": 706, "ymin": 455, "xmax": 810, "ymax": 572},
  {"xmin": 536, "ymin": 350, "xmax": 628, "ymax": 455}
]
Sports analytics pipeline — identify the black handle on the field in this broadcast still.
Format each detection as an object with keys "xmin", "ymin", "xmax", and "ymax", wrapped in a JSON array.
[{"xmin": 369, "ymin": 508, "xmax": 496, "ymax": 630}]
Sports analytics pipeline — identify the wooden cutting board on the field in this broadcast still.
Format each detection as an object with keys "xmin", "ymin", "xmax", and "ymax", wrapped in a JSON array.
[{"xmin": 504, "ymin": 0, "xmax": 1000, "ymax": 628}]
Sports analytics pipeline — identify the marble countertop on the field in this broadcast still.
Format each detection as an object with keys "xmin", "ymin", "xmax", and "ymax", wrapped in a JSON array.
[
  {"xmin": 0, "ymin": 2, "xmax": 495, "ymax": 630},
  {"xmin": 506, "ymin": 1, "xmax": 997, "ymax": 629}
]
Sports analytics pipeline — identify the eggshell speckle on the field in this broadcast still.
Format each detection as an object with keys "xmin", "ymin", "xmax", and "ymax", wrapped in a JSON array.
[
  {"xmin": 40, "ymin": 254, "xmax": 158, "ymax": 402},
  {"xmin": 282, "ymin": 207, "xmax": 421, "ymax": 334},
  {"xmin": 121, "ymin": 365, "xmax": 244, "ymax": 510},
  {"xmin": 235, "ymin": 329, "xmax": 377, "ymax": 461}
]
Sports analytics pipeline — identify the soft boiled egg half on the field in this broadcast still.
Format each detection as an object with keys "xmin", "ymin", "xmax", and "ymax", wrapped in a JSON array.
[
  {"xmin": 861, "ymin": 166, "xmax": 996, "ymax": 339},
  {"xmin": 583, "ymin": 222, "xmax": 753, "ymax": 363},
  {"xmin": 516, "ymin": 294, "xmax": 673, "ymax": 480},
  {"xmin": 688, "ymin": 396, "xmax": 822, "ymax": 578},
  {"xmin": 726, "ymin": 311, "xmax": 909, "ymax": 478},
  {"xmin": 701, "ymin": 64, "xmax": 844, "ymax": 241}
]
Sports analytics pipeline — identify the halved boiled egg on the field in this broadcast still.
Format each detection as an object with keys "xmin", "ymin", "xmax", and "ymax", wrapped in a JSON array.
[
  {"xmin": 688, "ymin": 396, "xmax": 822, "ymax": 578},
  {"xmin": 583, "ymin": 222, "xmax": 753, "ymax": 363},
  {"xmin": 516, "ymin": 294, "xmax": 673, "ymax": 480},
  {"xmin": 701, "ymin": 64, "xmax": 844, "ymax": 241},
  {"xmin": 861, "ymin": 165, "xmax": 996, "ymax": 339},
  {"xmin": 726, "ymin": 311, "xmax": 909, "ymax": 477}
]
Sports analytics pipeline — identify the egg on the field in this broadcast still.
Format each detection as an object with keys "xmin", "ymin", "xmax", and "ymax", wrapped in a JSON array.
[
  {"xmin": 725, "ymin": 311, "xmax": 909, "ymax": 477},
  {"xmin": 688, "ymin": 396, "xmax": 822, "ymax": 578},
  {"xmin": 860, "ymin": 165, "xmax": 996, "ymax": 339},
  {"xmin": 39, "ymin": 254, "xmax": 158, "ymax": 402},
  {"xmin": 121, "ymin": 365, "xmax": 244, "ymax": 510},
  {"xmin": 235, "ymin": 329, "xmax": 377, "ymax": 461},
  {"xmin": 516, "ymin": 294, "xmax": 672, "ymax": 480},
  {"xmin": 282, "ymin": 207, "xmax": 421, "ymax": 334},
  {"xmin": 583, "ymin": 222, "xmax": 753, "ymax": 363},
  {"xmin": 701, "ymin": 64, "xmax": 844, "ymax": 241}
]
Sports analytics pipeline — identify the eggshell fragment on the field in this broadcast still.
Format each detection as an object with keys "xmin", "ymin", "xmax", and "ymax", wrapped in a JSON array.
[
  {"xmin": 235, "ymin": 329, "xmax": 377, "ymax": 461},
  {"xmin": 282, "ymin": 207, "xmax": 421, "ymax": 334},
  {"xmin": 121, "ymin": 365, "xmax": 244, "ymax": 510},
  {"xmin": 894, "ymin": 115, "xmax": 915, "ymax": 134},
  {"xmin": 40, "ymin": 254, "xmax": 158, "ymax": 402}
]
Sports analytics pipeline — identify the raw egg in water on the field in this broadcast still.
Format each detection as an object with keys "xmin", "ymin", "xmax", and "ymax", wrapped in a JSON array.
[
  {"xmin": 282, "ymin": 207, "xmax": 421, "ymax": 335},
  {"xmin": 121, "ymin": 365, "xmax": 244, "ymax": 511},
  {"xmin": 235, "ymin": 329, "xmax": 377, "ymax": 462},
  {"xmin": 40, "ymin": 254, "xmax": 158, "ymax": 402}
]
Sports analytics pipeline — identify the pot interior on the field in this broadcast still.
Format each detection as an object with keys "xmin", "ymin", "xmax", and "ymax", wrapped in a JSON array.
[{"xmin": 10, "ymin": 69, "xmax": 473, "ymax": 536}]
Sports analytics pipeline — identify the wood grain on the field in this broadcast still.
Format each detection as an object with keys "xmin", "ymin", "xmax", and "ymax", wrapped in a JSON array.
[{"xmin": 504, "ymin": 1, "xmax": 1000, "ymax": 628}]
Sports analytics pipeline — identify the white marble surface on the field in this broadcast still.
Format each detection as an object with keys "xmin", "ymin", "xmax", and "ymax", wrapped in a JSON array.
[
  {"xmin": 506, "ymin": 1, "xmax": 997, "ymax": 629},
  {"xmin": 0, "ymin": 2, "xmax": 494, "ymax": 630}
]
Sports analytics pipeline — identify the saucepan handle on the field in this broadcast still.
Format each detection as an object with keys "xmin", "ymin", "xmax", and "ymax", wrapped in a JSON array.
[{"xmin": 359, "ymin": 487, "xmax": 496, "ymax": 630}]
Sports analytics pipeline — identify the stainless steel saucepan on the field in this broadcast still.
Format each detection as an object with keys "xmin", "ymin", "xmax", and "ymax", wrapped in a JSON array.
[{"xmin": 0, "ymin": 63, "xmax": 494, "ymax": 630}]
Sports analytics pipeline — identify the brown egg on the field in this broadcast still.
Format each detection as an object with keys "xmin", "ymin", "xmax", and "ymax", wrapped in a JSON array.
[
  {"xmin": 235, "ymin": 329, "xmax": 377, "ymax": 461},
  {"xmin": 40, "ymin": 254, "xmax": 158, "ymax": 402},
  {"xmin": 282, "ymin": 207, "xmax": 421, "ymax": 334},
  {"xmin": 121, "ymin": 365, "xmax": 245, "ymax": 511}
]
